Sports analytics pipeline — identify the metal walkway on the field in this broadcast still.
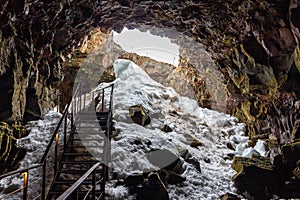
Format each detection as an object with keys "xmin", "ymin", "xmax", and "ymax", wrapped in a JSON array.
[{"xmin": 0, "ymin": 83, "xmax": 114, "ymax": 200}]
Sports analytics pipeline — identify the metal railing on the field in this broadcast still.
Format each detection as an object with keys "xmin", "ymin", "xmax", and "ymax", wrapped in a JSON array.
[
  {"xmin": 0, "ymin": 164, "xmax": 43, "ymax": 199},
  {"xmin": 56, "ymin": 84, "xmax": 114, "ymax": 200},
  {"xmin": 0, "ymin": 82, "xmax": 114, "ymax": 200},
  {"xmin": 0, "ymin": 82, "xmax": 82, "ymax": 200},
  {"xmin": 56, "ymin": 162, "xmax": 102, "ymax": 200}
]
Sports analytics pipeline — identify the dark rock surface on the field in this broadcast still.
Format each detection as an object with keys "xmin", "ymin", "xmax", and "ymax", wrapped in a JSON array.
[
  {"xmin": 136, "ymin": 172, "xmax": 169, "ymax": 200},
  {"xmin": 1, "ymin": 0, "xmax": 300, "ymax": 198},
  {"xmin": 220, "ymin": 193, "xmax": 240, "ymax": 200},
  {"xmin": 129, "ymin": 104, "xmax": 151, "ymax": 126},
  {"xmin": 232, "ymin": 150, "xmax": 300, "ymax": 199},
  {"xmin": 232, "ymin": 155, "xmax": 283, "ymax": 199},
  {"xmin": 0, "ymin": 0, "xmax": 299, "ymax": 131},
  {"xmin": 0, "ymin": 122, "xmax": 27, "ymax": 173}
]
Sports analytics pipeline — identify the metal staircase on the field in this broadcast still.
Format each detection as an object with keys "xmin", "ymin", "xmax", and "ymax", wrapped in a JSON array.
[{"xmin": 0, "ymin": 83, "xmax": 114, "ymax": 200}]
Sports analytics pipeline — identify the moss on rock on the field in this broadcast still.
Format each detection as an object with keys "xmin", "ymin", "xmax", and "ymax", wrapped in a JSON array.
[
  {"xmin": 0, "ymin": 122, "xmax": 26, "ymax": 173},
  {"xmin": 232, "ymin": 155, "xmax": 283, "ymax": 199}
]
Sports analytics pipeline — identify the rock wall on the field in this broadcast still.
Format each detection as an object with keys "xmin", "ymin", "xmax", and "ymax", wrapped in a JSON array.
[
  {"xmin": 1, "ymin": 0, "xmax": 300, "ymax": 197},
  {"xmin": 1, "ymin": 0, "xmax": 298, "ymax": 126},
  {"xmin": 0, "ymin": 122, "xmax": 27, "ymax": 173},
  {"xmin": 0, "ymin": 0, "xmax": 299, "ymax": 150}
]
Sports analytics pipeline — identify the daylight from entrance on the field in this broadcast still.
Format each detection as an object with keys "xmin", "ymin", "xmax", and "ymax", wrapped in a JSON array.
[{"xmin": 113, "ymin": 27, "xmax": 180, "ymax": 67}]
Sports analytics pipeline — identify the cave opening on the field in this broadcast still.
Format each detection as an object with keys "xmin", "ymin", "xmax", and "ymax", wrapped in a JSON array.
[{"xmin": 58, "ymin": 25, "xmax": 228, "ymax": 115}]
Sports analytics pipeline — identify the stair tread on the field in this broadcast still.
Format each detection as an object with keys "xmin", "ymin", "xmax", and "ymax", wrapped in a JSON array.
[
  {"xmin": 74, "ymin": 131, "xmax": 106, "ymax": 135},
  {"xmin": 68, "ymin": 138, "xmax": 104, "ymax": 141},
  {"xmin": 63, "ymin": 152, "xmax": 98, "ymax": 156},
  {"xmin": 75, "ymin": 114, "xmax": 108, "ymax": 119},
  {"xmin": 53, "ymin": 180, "xmax": 96, "ymax": 185},
  {"xmin": 61, "ymin": 161, "xmax": 99, "ymax": 164},
  {"xmin": 49, "ymin": 190, "xmax": 102, "ymax": 195},
  {"xmin": 65, "ymin": 145, "xmax": 103, "ymax": 148},
  {"xmin": 75, "ymin": 126, "xmax": 106, "ymax": 129},
  {"xmin": 77, "ymin": 111, "xmax": 108, "ymax": 115},
  {"xmin": 58, "ymin": 169, "xmax": 102, "ymax": 174}
]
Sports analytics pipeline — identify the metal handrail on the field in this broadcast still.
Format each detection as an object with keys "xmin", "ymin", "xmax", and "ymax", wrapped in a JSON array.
[
  {"xmin": 55, "ymin": 84, "xmax": 114, "ymax": 200},
  {"xmin": 40, "ymin": 103, "xmax": 71, "ymax": 164},
  {"xmin": 0, "ymin": 82, "xmax": 82, "ymax": 200},
  {"xmin": 41, "ymin": 82, "xmax": 81, "ymax": 163},
  {"xmin": 0, "ymin": 163, "xmax": 44, "ymax": 199},
  {"xmin": 0, "ymin": 82, "xmax": 114, "ymax": 200},
  {"xmin": 0, "ymin": 164, "xmax": 42, "ymax": 179},
  {"xmin": 56, "ymin": 162, "xmax": 102, "ymax": 200}
]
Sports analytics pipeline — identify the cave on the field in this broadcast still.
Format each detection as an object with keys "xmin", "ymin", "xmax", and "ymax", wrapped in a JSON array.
[{"xmin": 0, "ymin": 0, "xmax": 300, "ymax": 199}]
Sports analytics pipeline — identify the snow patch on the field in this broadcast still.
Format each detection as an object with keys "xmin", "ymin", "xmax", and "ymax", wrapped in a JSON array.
[{"xmin": 105, "ymin": 59, "xmax": 250, "ymax": 199}]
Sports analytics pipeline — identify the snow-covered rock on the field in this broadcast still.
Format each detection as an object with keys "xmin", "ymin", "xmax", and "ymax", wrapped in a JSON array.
[{"xmin": 104, "ymin": 59, "xmax": 249, "ymax": 199}]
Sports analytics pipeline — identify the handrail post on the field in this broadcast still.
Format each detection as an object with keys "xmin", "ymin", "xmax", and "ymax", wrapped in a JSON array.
[
  {"xmin": 54, "ymin": 132, "xmax": 59, "ymax": 172},
  {"xmin": 72, "ymin": 99, "xmax": 74, "ymax": 118},
  {"xmin": 74, "ymin": 98, "xmax": 77, "ymax": 115},
  {"xmin": 64, "ymin": 115, "xmax": 67, "ymax": 149},
  {"xmin": 83, "ymin": 94, "xmax": 86, "ymax": 111},
  {"xmin": 57, "ymin": 95, "xmax": 60, "ymax": 113},
  {"xmin": 71, "ymin": 112, "xmax": 74, "ymax": 130},
  {"xmin": 79, "ymin": 83, "xmax": 82, "ymax": 111},
  {"xmin": 100, "ymin": 164, "xmax": 106, "ymax": 200},
  {"xmin": 42, "ymin": 159, "xmax": 46, "ymax": 200},
  {"xmin": 92, "ymin": 92, "xmax": 95, "ymax": 111},
  {"xmin": 102, "ymin": 89, "xmax": 105, "ymax": 112},
  {"xmin": 92, "ymin": 169, "xmax": 96, "ymax": 200},
  {"xmin": 22, "ymin": 170, "xmax": 28, "ymax": 200},
  {"xmin": 74, "ymin": 188, "xmax": 78, "ymax": 200}
]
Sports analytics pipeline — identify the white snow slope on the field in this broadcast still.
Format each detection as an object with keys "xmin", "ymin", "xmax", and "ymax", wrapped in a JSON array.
[{"xmin": 104, "ymin": 59, "xmax": 250, "ymax": 199}]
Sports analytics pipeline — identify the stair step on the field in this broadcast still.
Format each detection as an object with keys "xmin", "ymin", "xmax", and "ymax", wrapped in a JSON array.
[
  {"xmin": 49, "ymin": 190, "xmax": 102, "ymax": 196},
  {"xmin": 65, "ymin": 145, "xmax": 103, "ymax": 149},
  {"xmin": 68, "ymin": 138, "xmax": 104, "ymax": 141},
  {"xmin": 75, "ymin": 131, "xmax": 105, "ymax": 135},
  {"xmin": 75, "ymin": 113, "xmax": 108, "ymax": 119},
  {"xmin": 73, "ymin": 136, "xmax": 105, "ymax": 139},
  {"xmin": 75, "ymin": 127, "xmax": 106, "ymax": 130},
  {"xmin": 61, "ymin": 161, "xmax": 99, "ymax": 165},
  {"xmin": 53, "ymin": 180, "xmax": 95, "ymax": 185},
  {"xmin": 64, "ymin": 149, "xmax": 103, "ymax": 153},
  {"xmin": 58, "ymin": 169, "xmax": 102, "ymax": 174},
  {"xmin": 75, "ymin": 126, "xmax": 106, "ymax": 129},
  {"xmin": 63, "ymin": 152, "xmax": 96, "ymax": 156},
  {"xmin": 75, "ymin": 119, "xmax": 107, "ymax": 123},
  {"xmin": 77, "ymin": 111, "xmax": 108, "ymax": 115}
]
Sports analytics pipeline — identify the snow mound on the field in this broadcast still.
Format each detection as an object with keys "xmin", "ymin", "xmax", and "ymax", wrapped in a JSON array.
[{"xmin": 106, "ymin": 59, "xmax": 250, "ymax": 199}]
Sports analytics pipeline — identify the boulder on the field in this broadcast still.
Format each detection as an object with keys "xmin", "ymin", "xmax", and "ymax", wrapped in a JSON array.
[
  {"xmin": 291, "ymin": 119, "xmax": 300, "ymax": 140},
  {"xmin": 137, "ymin": 172, "xmax": 169, "ymax": 200},
  {"xmin": 129, "ymin": 104, "xmax": 151, "ymax": 126},
  {"xmin": 3, "ymin": 184, "xmax": 20, "ymax": 195},
  {"xmin": 185, "ymin": 157, "xmax": 201, "ymax": 173},
  {"xmin": 232, "ymin": 155, "xmax": 283, "ymax": 199},
  {"xmin": 0, "ymin": 132, "xmax": 26, "ymax": 173},
  {"xmin": 0, "ymin": 122, "xmax": 29, "ymax": 139},
  {"xmin": 282, "ymin": 141, "xmax": 300, "ymax": 164},
  {"xmin": 190, "ymin": 138, "xmax": 203, "ymax": 148},
  {"xmin": 220, "ymin": 193, "xmax": 240, "ymax": 200},
  {"xmin": 161, "ymin": 124, "xmax": 172, "ymax": 133},
  {"xmin": 12, "ymin": 124, "xmax": 29, "ymax": 139},
  {"xmin": 281, "ymin": 180, "xmax": 300, "ymax": 198},
  {"xmin": 147, "ymin": 149, "xmax": 184, "ymax": 174},
  {"xmin": 125, "ymin": 173, "xmax": 145, "ymax": 187},
  {"xmin": 180, "ymin": 149, "xmax": 201, "ymax": 173},
  {"xmin": 292, "ymin": 160, "xmax": 300, "ymax": 179},
  {"xmin": 125, "ymin": 173, "xmax": 146, "ymax": 195},
  {"xmin": 165, "ymin": 170, "xmax": 186, "ymax": 185}
]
